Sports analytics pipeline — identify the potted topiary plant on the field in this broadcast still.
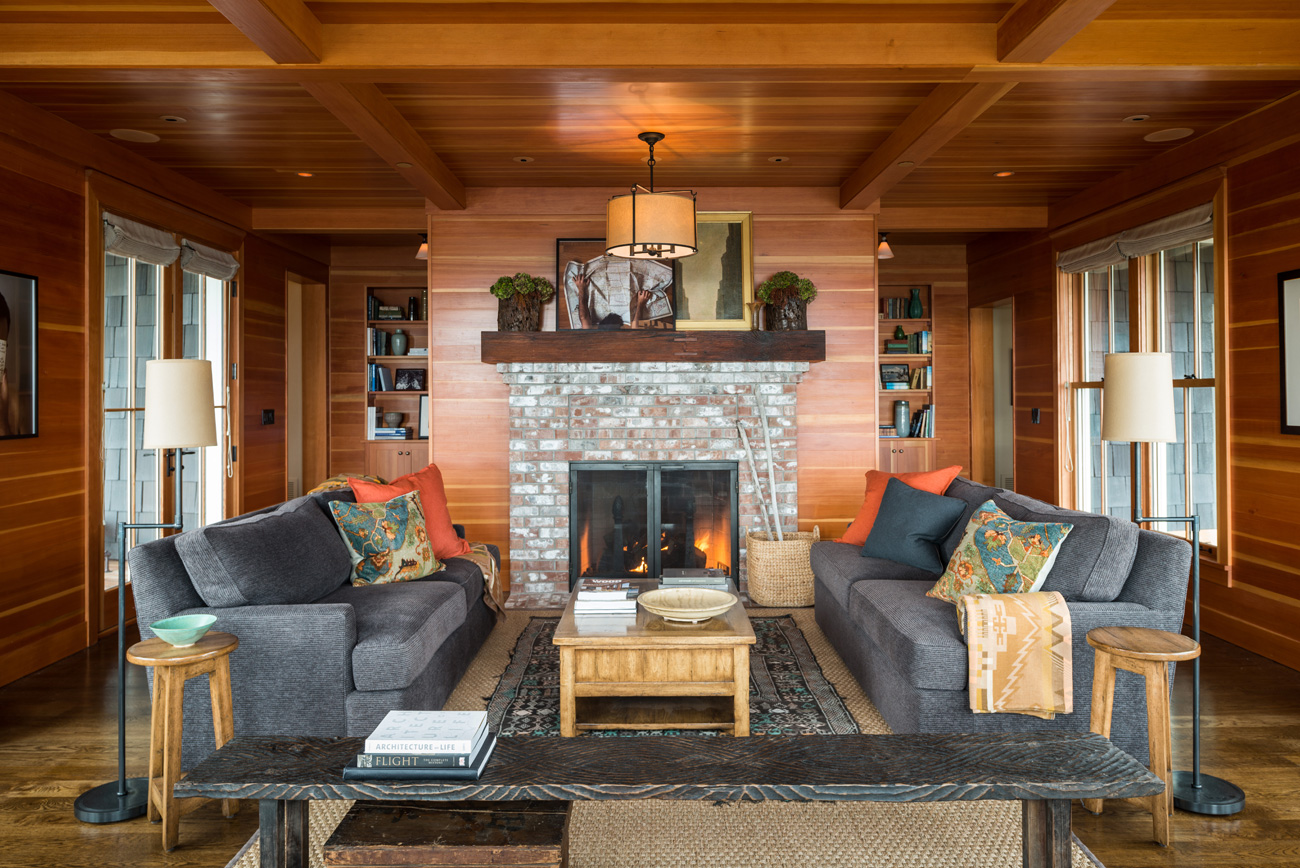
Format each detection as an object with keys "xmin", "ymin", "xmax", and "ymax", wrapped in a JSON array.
[
  {"xmin": 490, "ymin": 272, "xmax": 555, "ymax": 332},
  {"xmin": 756, "ymin": 270, "xmax": 817, "ymax": 330}
]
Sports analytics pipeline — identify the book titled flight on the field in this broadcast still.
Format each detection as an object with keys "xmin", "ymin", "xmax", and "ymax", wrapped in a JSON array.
[
  {"xmin": 364, "ymin": 710, "xmax": 488, "ymax": 755},
  {"xmin": 342, "ymin": 735, "xmax": 497, "ymax": 781}
]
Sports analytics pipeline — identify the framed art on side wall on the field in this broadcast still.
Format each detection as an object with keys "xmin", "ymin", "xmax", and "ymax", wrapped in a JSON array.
[
  {"xmin": 1279, "ymin": 268, "xmax": 1300, "ymax": 434},
  {"xmin": 673, "ymin": 212, "xmax": 753, "ymax": 330},
  {"xmin": 0, "ymin": 269, "xmax": 37, "ymax": 439},
  {"xmin": 555, "ymin": 238, "xmax": 675, "ymax": 330}
]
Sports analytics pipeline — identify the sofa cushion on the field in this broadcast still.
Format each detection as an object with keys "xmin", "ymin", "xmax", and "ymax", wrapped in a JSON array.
[
  {"xmin": 318, "ymin": 580, "xmax": 467, "ymax": 692},
  {"xmin": 434, "ymin": 550, "xmax": 490, "ymax": 611},
  {"xmin": 927, "ymin": 499, "xmax": 1073, "ymax": 604},
  {"xmin": 847, "ymin": 580, "xmax": 968, "ymax": 692},
  {"xmin": 838, "ymin": 465, "xmax": 964, "ymax": 546},
  {"xmin": 941, "ymin": 478, "xmax": 1139, "ymax": 603},
  {"xmin": 810, "ymin": 541, "xmax": 940, "ymax": 610},
  {"xmin": 328, "ymin": 492, "xmax": 441, "ymax": 586},
  {"xmin": 862, "ymin": 478, "xmax": 968, "ymax": 573},
  {"xmin": 350, "ymin": 464, "xmax": 472, "ymax": 562},
  {"xmin": 175, "ymin": 495, "xmax": 352, "ymax": 608}
]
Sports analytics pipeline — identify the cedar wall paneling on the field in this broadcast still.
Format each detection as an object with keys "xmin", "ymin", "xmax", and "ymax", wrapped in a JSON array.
[
  {"xmin": 326, "ymin": 244, "xmax": 428, "ymax": 480},
  {"xmin": 967, "ymin": 231, "xmax": 1059, "ymax": 505},
  {"xmin": 239, "ymin": 235, "xmax": 330, "ymax": 512},
  {"xmin": 0, "ymin": 142, "xmax": 88, "ymax": 688},
  {"xmin": 426, "ymin": 187, "xmax": 876, "ymax": 582},
  {"xmin": 879, "ymin": 245, "xmax": 971, "ymax": 474}
]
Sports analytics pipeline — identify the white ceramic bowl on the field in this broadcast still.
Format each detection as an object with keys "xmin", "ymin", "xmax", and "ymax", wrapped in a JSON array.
[{"xmin": 638, "ymin": 587, "xmax": 738, "ymax": 623}]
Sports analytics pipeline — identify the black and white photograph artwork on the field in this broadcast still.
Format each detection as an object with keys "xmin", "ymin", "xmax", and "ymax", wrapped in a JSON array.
[
  {"xmin": 555, "ymin": 238, "xmax": 675, "ymax": 330},
  {"xmin": 395, "ymin": 368, "xmax": 426, "ymax": 391},
  {"xmin": 0, "ymin": 270, "xmax": 37, "ymax": 440}
]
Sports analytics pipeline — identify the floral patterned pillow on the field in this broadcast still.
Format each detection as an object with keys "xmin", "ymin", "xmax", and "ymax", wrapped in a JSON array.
[
  {"xmin": 927, "ymin": 500, "xmax": 1073, "ymax": 604},
  {"xmin": 328, "ymin": 491, "xmax": 441, "ymax": 586}
]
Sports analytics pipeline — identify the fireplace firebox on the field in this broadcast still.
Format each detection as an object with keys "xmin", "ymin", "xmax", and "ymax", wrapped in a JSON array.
[{"xmin": 569, "ymin": 461, "xmax": 739, "ymax": 588}]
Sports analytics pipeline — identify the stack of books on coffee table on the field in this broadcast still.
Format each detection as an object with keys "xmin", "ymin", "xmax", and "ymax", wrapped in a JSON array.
[
  {"xmin": 573, "ymin": 579, "xmax": 641, "ymax": 615},
  {"xmin": 342, "ymin": 710, "xmax": 495, "ymax": 780},
  {"xmin": 659, "ymin": 568, "xmax": 731, "ymax": 592}
]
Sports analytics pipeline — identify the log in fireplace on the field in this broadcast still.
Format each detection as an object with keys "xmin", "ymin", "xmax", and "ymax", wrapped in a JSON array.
[{"xmin": 569, "ymin": 461, "xmax": 739, "ymax": 588}]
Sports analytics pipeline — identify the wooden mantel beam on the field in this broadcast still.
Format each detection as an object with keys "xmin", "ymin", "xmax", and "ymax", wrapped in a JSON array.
[
  {"xmin": 997, "ymin": 0, "xmax": 1118, "ymax": 64},
  {"xmin": 300, "ymin": 82, "xmax": 465, "ymax": 210},
  {"xmin": 840, "ymin": 81, "xmax": 1015, "ymax": 210},
  {"xmin": 207, "ymin": 0, "xmax": 322, "ymax": 64}
]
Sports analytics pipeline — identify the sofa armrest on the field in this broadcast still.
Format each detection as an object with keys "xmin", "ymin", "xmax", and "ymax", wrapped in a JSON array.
[{"xmin": 1065, "ymin": 600, "xmax": 1183, "ymax": 640}]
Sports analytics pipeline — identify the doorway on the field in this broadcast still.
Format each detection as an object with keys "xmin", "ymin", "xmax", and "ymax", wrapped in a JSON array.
[
  {"xmin": 970, "ymin": 300, "xmax": 1014, "ymax": 489},
  {"xmin": 285, "ymin": 275, "xmax": 328, "ymax": 497}
]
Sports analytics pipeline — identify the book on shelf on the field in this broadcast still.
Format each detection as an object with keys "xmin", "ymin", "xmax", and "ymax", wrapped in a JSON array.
[
  {"xmin": 907, "ymin": 404, "xmax": 935, "ymax": 438},
  {"xmin": 368, "ymin": 365, "xmax": 396, "ymax": 392},
  {"xmin": 371, "ymin": 428, "xmax": 412, "ymax": 440},
  {"xmin": 882, "ymin": 382, "xmax": 909, "ymax": 390},
  {"xmin": 366, "ymin": 407, "xmax": 377, "ymax": 440},
  {"xmin": 879, "ymin": 425, "xmax": 897, "ymax": 439},
  {"xmin": 344, "ymin": 735, "xmax": 497, "ymax": 781},
  {"xmin": 407, "ymin": 347, "xmax": 429, "ymax": 356},
  {"xmin": 375, "ymin": 305, "xmax": 405, "ymax": 320},
  {"xmin": 364, "ymin": 710, "xmax": 488, "ymax": 755}
]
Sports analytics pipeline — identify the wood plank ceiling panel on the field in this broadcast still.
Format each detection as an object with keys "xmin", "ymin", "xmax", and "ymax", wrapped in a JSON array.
[
  {"xmin": 0, "ymin": 81, "xmax": 422, "ymax": 208},
  {"xmin": 883, "ymin": 79, "xmax": 1300, "ymax": 206}
]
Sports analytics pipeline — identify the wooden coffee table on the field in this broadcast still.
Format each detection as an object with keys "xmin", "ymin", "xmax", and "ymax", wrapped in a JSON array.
[{"xmin": 552, "ymin": 582, "xmax": 756, "ymax": 736}]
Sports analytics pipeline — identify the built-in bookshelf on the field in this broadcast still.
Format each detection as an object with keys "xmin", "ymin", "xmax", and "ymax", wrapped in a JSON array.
[
  {"xmin": 365, "ymin": 287, "xmax": 431, "ymax": 479},
  {"xmin": 878, "ymin": 284, "xmax": 936, "ymax": 472}
]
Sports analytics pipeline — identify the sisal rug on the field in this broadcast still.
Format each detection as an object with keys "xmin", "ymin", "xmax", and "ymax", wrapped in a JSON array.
[{"xmin": 228, "ymin": 608, "xmax": 1104, "ymax": 868}]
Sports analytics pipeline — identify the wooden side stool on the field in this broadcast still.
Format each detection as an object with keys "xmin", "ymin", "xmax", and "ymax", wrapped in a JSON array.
[
  {"xmin": 1083, "ymin": 625, "xmax": 1200, "ymax": 847},
  {"xmin": 324, "ymin": 800, "xmax": 571, "ymax": 867},
  {"xmin": 127, "ymin": 630, "xmax": 241, "ymax": 851}
]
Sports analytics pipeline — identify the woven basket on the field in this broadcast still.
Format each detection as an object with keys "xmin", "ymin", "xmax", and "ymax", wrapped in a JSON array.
[{"xmin": 745, "ymin": 526, "xmax": 820, "ymax": 607}]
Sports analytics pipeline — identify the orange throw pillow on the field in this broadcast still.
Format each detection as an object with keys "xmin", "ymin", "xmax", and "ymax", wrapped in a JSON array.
[
  {"xmin": 349, "ymin": 463, "xmax": 472, "ymax": 561},
  {"xmin": 837, "ymin": 465, "xmax": 964, "ymax": 546}
]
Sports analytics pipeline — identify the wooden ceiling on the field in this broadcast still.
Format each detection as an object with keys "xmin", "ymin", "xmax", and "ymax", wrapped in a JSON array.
[{"xmin": 1, "ymin": 0, "xmax": 1299, "ymax": 227}]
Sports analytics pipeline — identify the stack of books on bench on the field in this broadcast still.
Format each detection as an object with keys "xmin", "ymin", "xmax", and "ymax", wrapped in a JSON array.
[
  {"xmin": 573, "ymin": 579, "xmax": 640, "ymax": 615},
  {"xmin": 343, "ymin": 710, "xmax": 495, "ymax": 780}
]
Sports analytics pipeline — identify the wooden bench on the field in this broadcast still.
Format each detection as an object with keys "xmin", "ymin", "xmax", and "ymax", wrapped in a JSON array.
[{"xmin": 175, "ymin": 733, "xmax": 1163, "ymax": 868}]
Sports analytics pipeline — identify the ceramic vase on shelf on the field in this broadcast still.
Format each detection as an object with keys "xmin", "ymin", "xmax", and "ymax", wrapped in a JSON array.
[
  {"xmin": 894, "ymin": 324, "xmax": 906, "ymax": 339},
  {"xmin": 390, "ymin": 329, "xmax": 408, "ymax": 356},
  {"xmin": 907, "ymin": 288, "xmax": 924, "ymax": 319},
  {"xmin": 893, "ymin": 400, "xmax": 910, "ymax": 436}
]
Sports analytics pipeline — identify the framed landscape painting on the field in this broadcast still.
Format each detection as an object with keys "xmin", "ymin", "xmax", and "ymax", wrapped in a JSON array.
[
  {"xmin": 0, "ymin": 269, "xmax": 37, "ymax": 440},
  {"xmin": 673, "ymin": 212, "xmax": 753, "ymax": 330}
]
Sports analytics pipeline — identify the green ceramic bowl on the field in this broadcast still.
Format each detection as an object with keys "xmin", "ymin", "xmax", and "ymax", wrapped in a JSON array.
[{"xmin": 150, "ymin": 614, "xmax": 217, "ymax": 648}]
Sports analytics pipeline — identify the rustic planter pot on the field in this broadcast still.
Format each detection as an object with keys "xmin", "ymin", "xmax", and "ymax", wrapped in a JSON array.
[
  {"xmin": 497, "ymin": 293, "xmax": 543, "ymax": 332},
  {"xmin": 764, "ymin": 292, "xmax": 809, "ymax": 331}
]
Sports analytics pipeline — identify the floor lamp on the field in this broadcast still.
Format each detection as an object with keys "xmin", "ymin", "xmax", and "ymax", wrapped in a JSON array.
[
  {"xmin": 1101, "ymin": 352, "xmax": 1245, "ymax": 816},
  {"xmin": 74, "ymin": 359, "xmax": 217, "ymax": 824}
]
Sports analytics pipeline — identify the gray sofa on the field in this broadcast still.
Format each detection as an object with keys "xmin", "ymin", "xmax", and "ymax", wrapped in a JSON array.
[
  {"xmin": 813, "ymin": 476, "xmax": 1192, "ymax": 763},
  {"xmin": 129, "ymin": 488, "xmax": 497, "ymax": 768}
]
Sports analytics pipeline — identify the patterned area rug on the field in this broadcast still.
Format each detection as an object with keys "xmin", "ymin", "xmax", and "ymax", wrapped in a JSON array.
[
  {"xmin": 486, "ymin": 616, "xmax": 859, "ymax": 737},
  {"xmin": 227, "ymin": 608, "xmax": 1103, "ymax": 868}
]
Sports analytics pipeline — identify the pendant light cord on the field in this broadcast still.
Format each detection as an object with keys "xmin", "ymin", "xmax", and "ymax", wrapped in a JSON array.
[{"xmin": 646, "ymin": 140, "xmax": 656, "ymax": 192}]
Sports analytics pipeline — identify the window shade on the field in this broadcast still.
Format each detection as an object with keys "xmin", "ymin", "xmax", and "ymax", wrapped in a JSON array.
[
  {"xmin": 1057, "ymin": 234, "xmax": 1125, "ymax": 274},
  {"xmin": 180, "ymin": 239, "xmax": 240, "ymax": 281},
  {"xmin": 1057, "ymin": 203, "xmax": 1213, "ymax": 273},
  {"xmin": 103, "ymin": 213, "xmax": 180, "ymax": 266},
  {"xmin": 1116, "ymin": 203, "xmax": 1213, "ymax": 258}
]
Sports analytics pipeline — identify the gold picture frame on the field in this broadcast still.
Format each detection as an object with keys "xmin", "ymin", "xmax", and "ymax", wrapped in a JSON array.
[{"xmin": 673, "ymin": 211, "xmax": 753, "ymax": 330}]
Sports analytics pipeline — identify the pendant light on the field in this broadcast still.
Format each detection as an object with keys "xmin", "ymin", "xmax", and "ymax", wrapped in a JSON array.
[
  {"xmin": 877, "ymin": 232, "xmax": 895, "ymax": 260},
  {"xmin": 415, "ymin": 233, "xmax": 428, "ymax": 261},
  {"xmin": 606, "ymin": 132, "xmax": 697, "ymax": 260}
]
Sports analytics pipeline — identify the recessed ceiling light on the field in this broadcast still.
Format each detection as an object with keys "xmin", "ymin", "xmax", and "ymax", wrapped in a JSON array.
[
  {"xmin": 1144, "ymin": 128, "xmax": 1194, "ymax": 143},
  {"xmin": 159, "ymin": 115, "xmax": 187, "ymax": 124},
  {"xmin": 513, "ymin": 156, "xmax": 534, "ymax": 163},
  {"xmin": 395, "ymin": 161, "xmax": 413, "ymax": 169},
  {"xmin": 110, "ymin": 128, "xmax": 160, "ymax": 143},
  {"xmin": 296, "ymin": 171, "xmax": 314, "ymax": 178},
  {"xmin": 993, "ymin": 170, "xmax": 1015, "ymax": 178},
  {"xmin": 768, "ymin": 156, "xmax": 790, "ymax": 163},
  {"xmin": 897, "ymin": 160, "xmax": 915, "ymax": 168},
  {"xmin": 1122, "ymin": 114, "xmax": 1151, "ymax": 123}
]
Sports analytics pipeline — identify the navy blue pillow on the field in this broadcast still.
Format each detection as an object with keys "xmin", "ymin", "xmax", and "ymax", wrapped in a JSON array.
[{"xmin": 861, "ymin": 477, "xmax": 968, "ymax": 573}]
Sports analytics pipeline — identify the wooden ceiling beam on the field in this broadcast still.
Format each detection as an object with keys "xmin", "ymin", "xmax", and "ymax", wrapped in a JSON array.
[
  {"xmin": 300, "ymin": 82, "xmax": 465, "ymax": 210},
  {"xmin": 840, "ymin": 81, "xmax": 1015, "ymax": 210},
  {"xmin": 879, "ymin": 206, "xmax": 1048, "ymax": 231},
  {"xmin": 252, "ymin": 207, "xmax": 427, "ymax": 232},
  {"xmin": 996, "ymin": 0, "xmax": 1119, "ymax": 64},
  {"xmin": 206, "ymin": 0, "xmax": 323, "ymax": 64}
]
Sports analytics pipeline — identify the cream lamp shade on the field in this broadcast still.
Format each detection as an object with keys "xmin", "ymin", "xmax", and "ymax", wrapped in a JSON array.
[
  {"xmin": 605, "ymin": 189, "xmax": 698, "ymax": 260},
  {"xmin": 1100, "ymin": 352, "xmax": 1176, "ymax": 443},
  {"xmin": 142, "ymin": 359, "xmax": 218, "ymax": 449}
]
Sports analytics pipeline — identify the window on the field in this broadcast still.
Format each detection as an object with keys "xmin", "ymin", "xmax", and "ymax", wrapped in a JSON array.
[{"xmin": 1067, "ymin": 238, "xmax": 1218, "ymax": 551}]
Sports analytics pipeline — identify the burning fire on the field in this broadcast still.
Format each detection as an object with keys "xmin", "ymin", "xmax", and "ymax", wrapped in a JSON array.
[
  {"xmin": 630, "ymin": 556, "xmax": 648, "ymax": 574},
  {"xmin": 697, "ymin": 531, "xmax": 711, "ymax": 553}
]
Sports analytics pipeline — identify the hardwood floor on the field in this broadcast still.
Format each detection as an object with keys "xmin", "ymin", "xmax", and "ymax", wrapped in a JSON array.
[{"xmin": 0, "ymin": 627, "xmax": 1295, "ymax": 868}]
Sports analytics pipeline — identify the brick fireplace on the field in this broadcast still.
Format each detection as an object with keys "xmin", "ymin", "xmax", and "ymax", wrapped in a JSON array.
[{"xmin": 501, "ymin": 361, "xmax": 810, "ymax": 600}]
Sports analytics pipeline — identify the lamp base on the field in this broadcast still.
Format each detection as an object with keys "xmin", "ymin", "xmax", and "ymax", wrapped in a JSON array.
[
  {"xmin": 1172, "ymin": 770, "xmax": 1245, "ymax": 816},
  {"xmin": 73, "ymin": 777, "xmax": 149, "ymax": 824}
]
